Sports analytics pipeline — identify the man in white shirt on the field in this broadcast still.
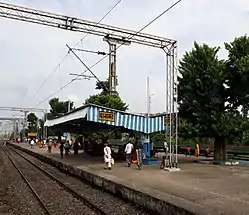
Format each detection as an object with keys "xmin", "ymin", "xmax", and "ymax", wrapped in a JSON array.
[
  {"xmin": 164, "ymin": 141, "xmax": 169, "ymax": 155},
  {"xmin": 30, "ymin": 139, "xmax": 35, "ymax": 149},
  {"xmin": 104, "ymin": 143, "xmax": 112, "ymax": 170},
  {"xmin": 124, "ymin": 141, "xmax": 133, "ymax": 167}
]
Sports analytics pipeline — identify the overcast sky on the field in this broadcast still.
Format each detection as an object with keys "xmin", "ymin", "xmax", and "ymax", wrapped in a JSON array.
[{"xmin": 0, "ymin": 0, "xmax": 249, "ymax": 121}]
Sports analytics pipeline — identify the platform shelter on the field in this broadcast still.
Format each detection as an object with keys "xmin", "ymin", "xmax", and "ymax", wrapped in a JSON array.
[
  {"xmin": 44, "ymin": 104, "xmax": 170, "ymax": 164},
  {"xmin": 44, "ymin": 104, "xmax": 167, "ymax": 134}
]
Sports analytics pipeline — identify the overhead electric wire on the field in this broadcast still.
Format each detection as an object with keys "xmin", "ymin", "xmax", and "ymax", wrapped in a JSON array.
[
  {"xmin": 28, "ymin": 0, "xmax": 123, "ymax": 100},
  {"xmin": 66, "ymin": 44, "xmax": 108, "ymax": 90},
  {"xmin": 71, "ymin": 48, "xmax": 107, "ymax": 56},
  {"xmin": 34, "ymin": 0, "xmax": 182, "ymax": 108}
]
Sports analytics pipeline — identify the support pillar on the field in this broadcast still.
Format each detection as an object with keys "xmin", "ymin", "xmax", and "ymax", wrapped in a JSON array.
[
  {"xmin": 108, "ymin": 43, "xmax": 117, "ymax": 94},
  {"xmin": 23, "ymin": 111, "xmax": 28, "ymax": 142},
  {"xmin": 163, "ymin": 42, "xmax": 180, "ymax": 172},
  {"xmin": 43, "ymin": 111, "xmax": 48, "ymax": 140},
  {"xmin": 103, "ymin": 36, "xmax": 131, "ymax": 94}
]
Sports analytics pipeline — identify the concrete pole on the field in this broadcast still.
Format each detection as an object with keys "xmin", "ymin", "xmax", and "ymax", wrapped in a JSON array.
[
  {"xmin": 23, "ymin": 111, "xmax": 28, "ymax": 142},
  {"xmin": 68, "ymin": 99, "xmax": 71, "ymax": 113},
  {"xmin": 146, "ymin": 77, "xmax": 150, "ymax": 117},
  {"xmin": 43, "ymin": 111, "xmax": 48, "ymax": 140}
]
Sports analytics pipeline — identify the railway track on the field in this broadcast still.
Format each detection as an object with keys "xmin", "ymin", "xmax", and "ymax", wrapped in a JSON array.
[
  {"xmin": 3, "ymin": 144, "xmax": 152, "ymax": 215},
  {"xmin": 1, "ymin": 145, "xmax": 107, "ymax": 215}
]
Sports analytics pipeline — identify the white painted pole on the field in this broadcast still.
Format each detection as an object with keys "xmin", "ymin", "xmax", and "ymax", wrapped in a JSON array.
[{"xmin": 146, "ymin": 77, "xmax": 150, "ymax": 116}]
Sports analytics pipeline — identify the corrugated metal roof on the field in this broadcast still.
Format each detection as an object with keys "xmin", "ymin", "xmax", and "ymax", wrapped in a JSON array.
[
  {"xmin": 87, "ymin": 105, "xmax": 148, "ymax": 133},
  {"xmin": 44, "ymin": 104, "xmax": 169, "ymax": 134},
  {"xmin": 44, "ymin": 108, "xmax": 88, "ymax": 127}
]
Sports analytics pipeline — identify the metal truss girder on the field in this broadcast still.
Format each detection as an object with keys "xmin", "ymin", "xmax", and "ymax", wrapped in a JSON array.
[
  {"xmin": 0, "ymin": 106, "xmax": 46, "ymax": 112},
  {"xmin": 0, "ymin": 117, "xmax": 23, "ymax": 121},
  {"xmin": 0, "ymin": 2, "xmax": 176, "ymax": 48}
]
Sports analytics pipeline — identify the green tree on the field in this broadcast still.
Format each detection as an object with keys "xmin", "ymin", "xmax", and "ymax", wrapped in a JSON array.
[
  {"xmin": 47, "ymin": 98, "xmax": 74, "ymax": 119},
  {"xmin": 151, "ymin": 133, "xmax": 165, "ymax": 147},
  {"xmin": 95, "ymin": 79, "xmax": 109, "ymax": 93},
  {"xmin": 225, "ymin": 36, "xmax": 249, "ymax": 116},
  {"xmin": 27, "ymin": 112, "xmax": 38, "ymax": 132},
  {"xmin": 178, "ymin": 40, "xmax": 249, "ymax": 161},
  {"xmin": 37, "ymin": 119, "xmax": 45, "ymax": 138},
  {"xmin": 85, "ymin": 79, "xmax": 128, "ymax": 111},
  {"xmin": 19, "ymin": 128, "xmax": 28, "ymax": 140},
  {"xmin": 85, "ymin": 93, "xmax": 128, "ymax": 111}
]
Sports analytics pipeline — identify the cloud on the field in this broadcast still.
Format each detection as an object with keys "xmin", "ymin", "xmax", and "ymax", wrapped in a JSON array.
[{"xmin": 0, "ymin": 0, "xmax": 249, "ymax": 117}]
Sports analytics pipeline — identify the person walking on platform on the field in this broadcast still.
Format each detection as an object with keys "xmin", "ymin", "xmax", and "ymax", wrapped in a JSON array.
[
  {"xmin": 59, "ymin": 142, "xmax": 64, "ymax": 158},
  {"xmin": 73, "ymin": 139, "xmax": 79, "ymax": 155},
  {"xmin": 125, "ymin": 141, "xmax": 133, "ymax": 167},
  {"xmin": 47, "ymin": 139, "xmax": 52, "ymax": 153},
  {"xmin": 185, "ymin": 145, "xmax": 191, "ymax": 157},
  {"xmin": 195, "ymin": 143, "xmax": 200, "ymax": 157},
  {"xmin": 65, "ymin": 141, "xmax": 71, "ymax": 157},
  {"xmin": 164, "ymin": 140, "xmax": 169, "ymax": 156},
  {"xmin": 30, "ymin": 139, "xmax": 35, "ymax": 149},
  {"xmin": 136, "ymin": 141, "xmax": 143, "ymax": 170},
  {"xmin": 204, "ymin": 147, "xmax": 210, "ymax": 158},
  {"xmin": 43, "ymin": 139, "xmax": 46, "ymax": 148},
  {"xmin": 104, "ymin": 143, "xmax": 112, "ymax": 170}
]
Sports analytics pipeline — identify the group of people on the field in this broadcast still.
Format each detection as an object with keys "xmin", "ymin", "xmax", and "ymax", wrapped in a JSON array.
[
  {"xmin": 29, "ymin": 138, "xmax": 54, "ymax": 152},
  {"xmin": 103, "ymin": 140, "xmax": 143, "ymax": 170},
  {"xmin": 185, "ymin": 143, "xmax": 210, "ymax": 158},
  {"xmin": 28, "ymin": 137, "xmax": 80, "ymax": 156},
  {"xmin": 58, "ymin": 139, "xmax": 80, "ymax": 158}
]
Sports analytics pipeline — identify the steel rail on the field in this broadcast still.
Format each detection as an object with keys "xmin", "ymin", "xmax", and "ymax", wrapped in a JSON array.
[
  {"xmin": 8, "ymin": 145, "xmax": 108, "ymax": 215},
  {"xmin": 0, "ymin": 145, "xmax": 51, "ymax": 215}
]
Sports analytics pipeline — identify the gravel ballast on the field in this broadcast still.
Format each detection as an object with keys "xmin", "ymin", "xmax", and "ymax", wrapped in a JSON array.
[
  {"xmin": 10, "ymin": 146, "xmax": 152, "ymax": 215},
  {"xmin": 6, "ymin": 147, "xmax": 98, "ymax": 215},
  {"xmin": 0, "ymin": 145, "xmax": 46, "ymax": 215}
]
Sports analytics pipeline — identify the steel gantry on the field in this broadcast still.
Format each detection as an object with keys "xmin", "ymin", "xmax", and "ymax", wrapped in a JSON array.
[
  {"xmin": 0, "ymin": 117, "xmax": 23, "ymax": 121},
  {"xmin": 0, "ymin": 117, "xmax": 23, "ymax": 140},
  {"xmin": 0, "ymin": 107, "xmax": 46, "ymax": 112},
  {"xmin": 0, "ymin": 1, "xmax": 179, "ymax": 169},
  {"xmin": 0, "ymin": 1, "xmax": 176, "ymax": 91},
  {"xmin": 0, "ymin": 107, "xmax": 47, "ymax": 139}
]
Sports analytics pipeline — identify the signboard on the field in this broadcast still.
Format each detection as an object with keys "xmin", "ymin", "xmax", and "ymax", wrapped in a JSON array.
[
  {"xmin": 164, "ymin": 117, "xmax": 170, "ymax": 125},
  {"xmin": 28, "ymin": 132, "xmax": 37, "ymax": 137},
  {"xmin": 164, "ymin": 113, "xmax": 177, "ymax": 125},
  {"xmin": 99, "ymin": 111, "xmax": 115, "ymax": 122},
  {"xmin": 63, "ymin": 132, "xmax": 69, "ymax": 137}
]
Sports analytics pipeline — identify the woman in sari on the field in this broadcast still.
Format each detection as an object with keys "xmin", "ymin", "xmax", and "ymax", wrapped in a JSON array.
[{"xmin": 194, "ymin": 143, "xmax": 200, "ymax": 157}]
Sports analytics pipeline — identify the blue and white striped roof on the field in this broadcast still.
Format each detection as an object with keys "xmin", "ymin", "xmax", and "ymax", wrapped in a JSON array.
[
  {"xmin": 87, "ymin": 105, "xmax": 166, "ymax": 134},
  {"xmin": 45, "ymin": 104, "xmax": 169, "ymax": 134}
]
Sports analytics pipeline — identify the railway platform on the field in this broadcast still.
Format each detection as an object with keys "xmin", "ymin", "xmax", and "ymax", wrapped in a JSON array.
[{"xmin": 10, "ymin": 142, "xmax": 249, "ymax": 215}]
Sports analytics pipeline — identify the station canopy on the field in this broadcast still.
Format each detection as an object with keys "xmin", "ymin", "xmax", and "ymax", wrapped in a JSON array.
[{"xmin": 44, "ymin": 104, "xmax": 168, "ymax": 134}]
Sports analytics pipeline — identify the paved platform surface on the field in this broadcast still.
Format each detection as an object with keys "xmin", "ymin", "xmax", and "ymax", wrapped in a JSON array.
[{"xmin": 13, "ymin": 143, "xmax": 249, "ymax": 214}]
